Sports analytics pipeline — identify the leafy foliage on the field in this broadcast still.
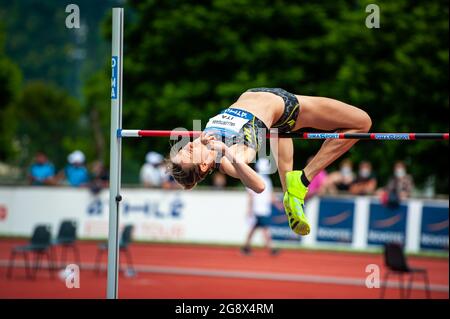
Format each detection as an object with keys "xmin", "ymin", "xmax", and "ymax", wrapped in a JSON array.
[
  {"xmin": 122, "ymin": 0, "xmax": 448, "ymax": 190},
  {"xmin": 14, "ymin": 81, "xmax": 83, "ymax": 169},
  {"xmin": 0, "ymin": 22, "xmax": 22, "ymax": 161},
  {"xmin": 0, "ymin": 1, "xmax": 448, "ymax": 192}
]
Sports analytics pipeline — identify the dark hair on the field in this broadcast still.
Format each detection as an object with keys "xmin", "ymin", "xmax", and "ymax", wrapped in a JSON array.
[
  {"xmin": 340, "ymin": 158, "xmax": 353, "ymax": 167},
  {"xmin": 395, "ymin": 160, "xmax": 406, "ymax": 167},
  {"xmin": 165, "ymin": 158, "xmax": 207, "ymax": 190},
  {"xmin": 360, "ymin": 160, "xmax": 372, "ymax": 167}
]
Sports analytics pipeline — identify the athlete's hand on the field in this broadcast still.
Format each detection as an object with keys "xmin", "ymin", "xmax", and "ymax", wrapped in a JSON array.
[
  {"xmin": 206, "ymin": 140, "xmax": 231, "ymax": 159},
  {"xmin": 200, "ymin": 132, "xmax": 215, "ymax": 145}
]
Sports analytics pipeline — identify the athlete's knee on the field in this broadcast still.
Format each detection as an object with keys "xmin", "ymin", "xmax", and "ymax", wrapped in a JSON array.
[{"xmin": 357, "ymin": 110, "xmax": 372, "ymax": 132}]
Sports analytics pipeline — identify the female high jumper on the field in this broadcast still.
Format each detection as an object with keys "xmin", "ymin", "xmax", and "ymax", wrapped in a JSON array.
[{"xmin": 167, "ymin": 88, "xmax": 372, "ymax": 235}]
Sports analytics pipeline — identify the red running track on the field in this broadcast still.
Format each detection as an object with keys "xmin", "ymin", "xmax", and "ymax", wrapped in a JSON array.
[{"xmin": 0, "ymin": 239, "xmax": 448, "ymax": 299}]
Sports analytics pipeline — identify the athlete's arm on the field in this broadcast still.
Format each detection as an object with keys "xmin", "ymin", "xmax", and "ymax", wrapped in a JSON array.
[
  {"xmin": 209, "ymin": 141, "xmax": 265, "ymax": 193},
  {"xmin": 222, "ymin": 157, "xmax": 266, "ymax": 193}
]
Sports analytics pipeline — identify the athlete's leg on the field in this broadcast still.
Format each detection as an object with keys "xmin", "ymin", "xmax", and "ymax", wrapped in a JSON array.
[
  {"xmin": 283, "ymin": 95, "xmax": 371, "ymax": 236},
  {"xmin": 294, "ymin": 95, "xmax": 372, "ymax": 181},
  {"xmin": 262, "ymin": 227, "xmax": 273, "ymax": 250},
  {"xmin": 243, "ymin": 225, "xmax": 257, "ymax": 249},
  {"xmin": 270, "ymin": 137, "xmax": 293, "ymax": 193}
]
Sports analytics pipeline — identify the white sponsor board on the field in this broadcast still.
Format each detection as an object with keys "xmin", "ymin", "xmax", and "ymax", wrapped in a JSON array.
[
  {"xmin": 0, "ymin": 187, "xmax": 253, "ymax": 244},
  {"xmin": 0, "ymin": 187, "xmax": 447, "ymax": 252}
]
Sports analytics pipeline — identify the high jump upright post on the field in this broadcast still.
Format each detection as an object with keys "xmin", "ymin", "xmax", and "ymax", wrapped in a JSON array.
[{"xmin": 108, "ymin": 7, "xmax": 123, "ymax": 299}]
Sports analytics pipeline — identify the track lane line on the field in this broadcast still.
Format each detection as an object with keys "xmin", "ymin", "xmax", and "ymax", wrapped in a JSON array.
[{"xmin": 0, "ymin": 260, "xmax": 447, "ymax": 293}]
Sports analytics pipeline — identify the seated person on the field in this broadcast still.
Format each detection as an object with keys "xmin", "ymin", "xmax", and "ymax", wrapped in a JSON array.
[
  {"xmin": 349, "ymin": 161, "xmax": 377, "ymax": 195},
  {"xmin": 322, "ymin": 159, "xmax": 355, "ymax": 194},
  {"xmin": 89, "ymin": 161, "xmax": 109, "ymax": 194},
  {"xmin": 28, "ymin": 152, "xmax": 56, "ymax": 185},
  {"xmin": 140, "ymin": 151, "xmax": 165, "ymax": 188},
  {"xmin": 379, "ymin": 161, "xmax": 414, "ymax": 208},
  {"xmin": 305, "ymin": 156, "xmax": 327, "ymax": 200},
  {"xmin": 57, "ymin": 150, "xmax": 90, "ymax": 187}
]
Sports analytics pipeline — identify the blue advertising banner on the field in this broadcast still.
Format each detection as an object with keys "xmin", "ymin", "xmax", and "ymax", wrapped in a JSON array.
[
  {"xmin": 316, "ymin": 198, "xmax": 355, "ymax": 243},
  {"xmin": 368, "ymin": 202, "xmax": 407, "ymax": 246},
  {"xmin": 269, "ymin": 202, "xmax": 301, "ymax": 242},
  {"xmin": 420, "ymin": 205, "xmax": 449, "ymax": 251}
]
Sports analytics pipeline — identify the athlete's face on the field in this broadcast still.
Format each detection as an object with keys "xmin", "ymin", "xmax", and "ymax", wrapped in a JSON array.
[{"xmin": 175, "ymin": 138, "xmax": 215, "ymax": 172}]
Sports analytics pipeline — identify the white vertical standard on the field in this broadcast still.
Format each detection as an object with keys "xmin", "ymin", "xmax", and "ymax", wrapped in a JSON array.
[
  {"xmin": 302, "ymin": 196, "xmax": 320, "ymax": 247},
  {"xmin": 405, "ymin": 199, "xmax": 423, "ymax": 253},
  {"xmin": 108, "ymin": 7, "xmax": 124, "ymax": 299},
  {"xmin": 352, "ymin": 197, "xmax": 370, "ymax": 250}
]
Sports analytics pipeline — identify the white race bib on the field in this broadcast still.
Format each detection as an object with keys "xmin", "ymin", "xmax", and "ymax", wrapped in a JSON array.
[{"xmin": 204, "ymin": 108, "xmax": 252, "ymax": 136}]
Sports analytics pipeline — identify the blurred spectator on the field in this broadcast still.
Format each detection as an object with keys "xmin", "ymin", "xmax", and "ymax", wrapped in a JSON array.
[
  {"xmin": 89, "ymin": 160, "xmax": 109, "ymax": 194},
  {"xmin": 160, "ymin": 154, "xmax": 181, "ymax": 190},
  {"xmin": 241, "ymin": 158, "xmax": 279, "ymax": 256},
  {"xmin": 305, "ymin": 156, "xmax": 327, "ymax": 200},
  {"xmin": 162, "ymin": 171, "xmax": 182, "ymax": 189},
  {"xmin": 322, "ymin": 159, "xmax": 355, "ymax": 194},
  {"xmin": 380, "ymin": 161, "xmax": 414, "ymax": 208},
  {"xmin": 212, "ymin": 172, "xmax": 227, "ymax": 189},
  {"xmin": 58, "ymin": 150, "xmax": 90, "ymax": 187},
  {"xmin": 140, "ymin": 151, "xmax": 165, "ymax": 188},
  {"xmin": 28, "ymin": 152, "xmax": 56, "ymax": 185},
  {"xmin": 349, "ymin": 161, "xmax": 377, "ymax": 195}
]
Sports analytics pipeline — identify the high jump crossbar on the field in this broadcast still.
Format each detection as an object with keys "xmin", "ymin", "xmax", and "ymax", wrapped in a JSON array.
[
  {"xmin": 108, "ymin": 7, "xmax": 448, "ymax": 299},
  {"xmin": 119, "ymin": 130, "xmax": 449, "ymax": 140}
]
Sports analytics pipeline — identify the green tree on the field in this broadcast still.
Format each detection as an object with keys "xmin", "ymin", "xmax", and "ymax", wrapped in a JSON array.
[
  {"xmin": 0, "ymin": 22, "xmax": 22, "ymax": 161},
  {"xmin": 0, "ymin": 0, "xmax": 120, "ymax": 97},
  {"xmin": 82, "ymin": 70, "xmax": 110, "ymax": 163},
  {"xmin": 14, "ymin": 81, "xmax": 84, "ymax": 170},
  {"xmin": 120, "ymin": 0, "xmax": 448, "ymax": 192},
  {"xmin": 322, "ymin": 0, "xmax": 449, "ymax": 192}
]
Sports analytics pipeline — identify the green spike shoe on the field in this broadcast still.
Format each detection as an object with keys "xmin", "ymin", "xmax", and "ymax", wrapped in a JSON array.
[{"xmin": 283, "ymin": 171, "xmax": 311, "ymax": 236}]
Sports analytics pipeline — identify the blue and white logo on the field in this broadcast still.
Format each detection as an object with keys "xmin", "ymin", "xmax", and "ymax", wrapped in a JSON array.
[
  {"xmin": 420, "ymin": 205, "xmax": 449, "ymax": 251},
  {"xmin": 368, "ymin": 202, "xmax": 407, "ymax": 246},
  {"xmin": 374, "ymin": 133, "xmax": 409, "ymax": 140},
  {"xmin": 269, "ymin": 195, "xmax": 301, "ymax": 242},
  {"xmin": 308, "ymin": 133, "xmax": 339, "ymax": 139},
  {"xmin": 111, "ymin": 56, "xmax": 118, "ymax": 99},
  {"xmin": 86, "ymin": 196, "xmax": 184, "ymax": 219},
  {"xmin": 317, "ymin": 198, "xmax": 355, "ymax": 243}
]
